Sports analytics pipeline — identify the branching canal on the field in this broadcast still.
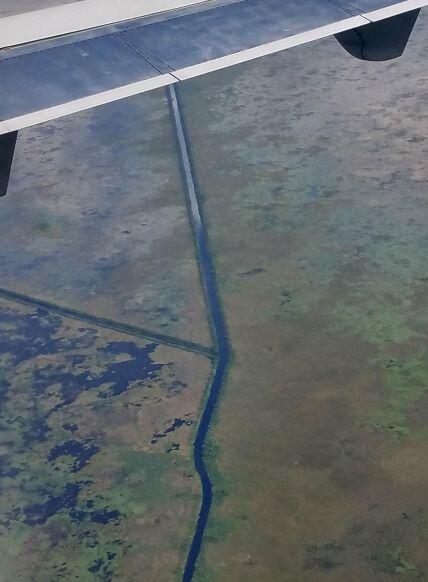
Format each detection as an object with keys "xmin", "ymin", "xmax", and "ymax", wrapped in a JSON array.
[{"xmin": 167, "ymin": 85, "xmax": 232, "ymax": 582}]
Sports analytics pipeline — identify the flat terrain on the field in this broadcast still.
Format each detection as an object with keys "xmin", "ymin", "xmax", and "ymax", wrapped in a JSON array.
[
  {"xmin": 0, "ymin": 297, "xmax": 210, "ymax": 580},
  {"xmin": 179, "ymin": 9, "xmax": 428, "ymax": 581},
  {"xmin": 0, "ymin": 9, "xmax": 427, "ymax": 581},
  {"xmin": 3, "ymin": 89, "xmax": 210, "ymax": 347},
  {"xmin": 0, "ymin": 89, "xmax": 213, "ymax": 580}
]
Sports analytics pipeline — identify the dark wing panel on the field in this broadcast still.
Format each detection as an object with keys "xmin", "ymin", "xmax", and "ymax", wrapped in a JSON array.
[
  {"xmin": 0, "ymin": 35, "xmax": 175, "ymax": 132},
  {"xmin": 345, "ymin": 0, "xmax": 418, "ymax": 10},
  {"xmin": 0, "ymin": 0, "xmax": 365, "ymax": 133},
  {"xmin": 0, "ymin": 0, "xmax": 425, "ymax": 134},
  {"xmin": 121, "ymin": 0, "xmax": 353, "ymax": 71},
  {"xmin": 333, "ymin": 0, "xmax": 426, "ymax": 19},
  {"xmin": 0, "ymin": 36, "xmax": 165, "ymax": 120}
]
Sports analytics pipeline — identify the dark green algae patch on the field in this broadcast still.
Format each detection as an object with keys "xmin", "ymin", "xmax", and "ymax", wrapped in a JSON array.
[{"xmin": 0, "ymin": 298, "xmax": 204, "ymax": 581}]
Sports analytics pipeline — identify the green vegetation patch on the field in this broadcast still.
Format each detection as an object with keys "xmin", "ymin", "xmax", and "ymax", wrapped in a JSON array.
[
  {"xmin": 0, "ymin": 300, "xmax": 200, "ymax": 581},
  {"xmin": 371, "ymin": 546, "xmax": 417, "ymax": 576},
  {"xmin": 370, "ymin": 353, "xmax": 428, "ymax": 438}
]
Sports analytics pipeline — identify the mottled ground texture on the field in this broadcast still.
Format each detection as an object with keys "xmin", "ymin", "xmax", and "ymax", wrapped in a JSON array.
[
  {"xmin": 178, "ymin": 9, "xmax": 428, "ymax": 582},
  {"xmin": 2, "ymin": 89, "xmax": 210, "ymax": 347},
  {"xmin": 0, "ymin": 87, "xmax": 216, "ymax": 580},
  {"xmin": 0, "ymin": 84, "xmax": 216, "ymax": 582},
  {"xmin": 0, "ymin": 297, "xmax": 210, "ymax": 581},
  {"xmin": 1, "ymin": 7, "xmax": 427, "ymax": 582}
]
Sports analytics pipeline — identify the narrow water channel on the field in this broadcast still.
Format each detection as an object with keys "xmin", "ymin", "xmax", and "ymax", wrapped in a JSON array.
[{"xmin": 167, "ymin": 84, "xmax": 231, "ymax": 582}]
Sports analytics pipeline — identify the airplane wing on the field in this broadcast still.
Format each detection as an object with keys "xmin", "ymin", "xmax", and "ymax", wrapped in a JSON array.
[
  {"xmin": 0, "ymin": 0, "xmax": 426, "ymax": 138},
  {"xmin": 0, "ymin": 0, "xmax": 222, "ymax": 48}
]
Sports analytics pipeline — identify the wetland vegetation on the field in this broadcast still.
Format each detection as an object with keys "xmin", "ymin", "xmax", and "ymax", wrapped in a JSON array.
[
  {"xmin": 0, "ymin": 10, "xmax": 427, "ymax": 581},
  {"xmin": 180, "ymin": 10, "xmax": 428, "ymax": 581}
]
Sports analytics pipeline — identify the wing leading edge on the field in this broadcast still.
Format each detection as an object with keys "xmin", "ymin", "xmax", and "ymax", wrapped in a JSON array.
[{"xmin": 0, "ymin": 0, "xmax": 425, "ymax": 163}]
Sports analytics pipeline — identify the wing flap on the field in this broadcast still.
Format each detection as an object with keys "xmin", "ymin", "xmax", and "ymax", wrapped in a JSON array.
[{"xmin": 0, "ymin": 0, "xmax": 425, "ymax": 135}]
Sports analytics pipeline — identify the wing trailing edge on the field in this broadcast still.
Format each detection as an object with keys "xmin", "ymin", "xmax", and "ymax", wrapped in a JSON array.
[{"xmin": 0, "ymin": 0, "xmax": 426, "ymax": 139}]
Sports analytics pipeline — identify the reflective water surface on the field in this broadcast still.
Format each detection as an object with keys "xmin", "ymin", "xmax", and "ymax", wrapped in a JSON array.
[
  {"xmin": 0, "ymin": 9, "xmax": 427, "ymax": 582},
  {"xmin": 180, "ymin": 10, "xmax": 428, "ymax": 581}
]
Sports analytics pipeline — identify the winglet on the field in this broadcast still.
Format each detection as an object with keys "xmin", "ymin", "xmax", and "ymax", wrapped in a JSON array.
[{"xmin": 335, "ymin": 9, "xmax": 420, "ymax": 61}]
